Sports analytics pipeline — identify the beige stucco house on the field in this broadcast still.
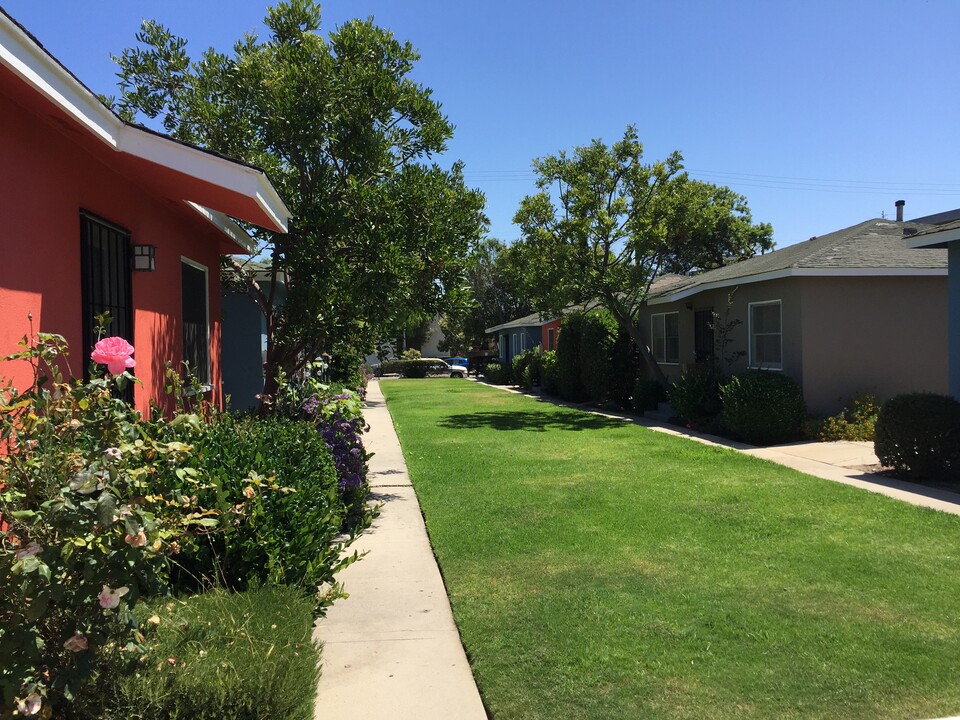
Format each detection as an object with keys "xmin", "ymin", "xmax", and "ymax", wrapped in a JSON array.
[{"xmin": 639, "ymin": 217, "xmax": 949, "ymax": 416}]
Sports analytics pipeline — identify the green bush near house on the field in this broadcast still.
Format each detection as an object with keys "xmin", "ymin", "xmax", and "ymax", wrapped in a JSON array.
[
  {"xmin": 166, "ymin": 414, "xmax": 361, "ymax": 605},
  {"xmin": 811, "ymin": 395, "xmax": 879, "ymax": 442},
  {"xmin": 552, "ymin": 311, "xmax": 638, "ymax": 405},
  {"xmin": 668, "ymin": 367, "xmax": 724, "ymax": 426},
  {"xmin": 540, "ymin": 351, "xmax": 559, "ymax": 395},
  {"xmin": 632, "ymin": 377, "xmax": 667, "ymax": 413},
  {"xmin": 483, "ymin": 362, "xmax": 511, "ymax": 385},
  {"xmin": 75, "ymin": 586, "xmax": 320, "ymax": 720},
  {"xmin": 721, "ymin": 370, "xmax": 806, "ymax": 445},
  {"xmin": 875, "ymin": 393, "xmax": 960, "ymax": 483}
]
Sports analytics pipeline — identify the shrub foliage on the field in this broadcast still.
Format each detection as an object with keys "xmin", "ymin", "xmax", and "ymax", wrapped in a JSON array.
[
  {"xmin": 874, "ymin": 393, "xmax": 960, "ymax": 482},
  {"xmin": 720, "ymin": 371, "xmax": 806, "ymax": 445}
]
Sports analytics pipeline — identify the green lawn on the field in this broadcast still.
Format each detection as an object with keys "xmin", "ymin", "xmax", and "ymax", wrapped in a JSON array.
[{"xmin": 381, "ymin": 379, "xmax": 960, "ymax": 720}]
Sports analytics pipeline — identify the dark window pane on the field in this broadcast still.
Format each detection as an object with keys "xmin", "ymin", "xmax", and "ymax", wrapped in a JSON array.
[{"xmin": 181, "ymin": 263, "xmax": 210, "ymax": 384}]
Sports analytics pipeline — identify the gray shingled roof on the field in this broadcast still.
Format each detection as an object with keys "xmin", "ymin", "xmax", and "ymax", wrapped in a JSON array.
[
  {"xmin": 648, "ymin": 219, "xmax": 947, "ymax": 300},
  {"xmin": 485, "ymin": 311, "xmax": 557, "ymax": 333}
]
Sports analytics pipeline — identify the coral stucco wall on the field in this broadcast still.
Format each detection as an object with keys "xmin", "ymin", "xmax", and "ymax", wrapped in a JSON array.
[{"xmin": 0, "ymin": 82, "xmax": 224, "ymax": 413}]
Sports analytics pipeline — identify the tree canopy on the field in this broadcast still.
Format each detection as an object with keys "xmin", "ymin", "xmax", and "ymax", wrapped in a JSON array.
[
  {"xmin": 512, "ymin": 125, "xmax": 773, "ymax": 383},
  {"xmin": 113, "ymin": 0, "xmax": 487, "ymax": 394},
  {"xmin": 439, "ymin": 238, "xmax": 532, "ymax": 355}
]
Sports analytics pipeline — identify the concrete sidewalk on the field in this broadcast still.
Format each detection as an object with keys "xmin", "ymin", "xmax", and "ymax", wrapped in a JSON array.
[{"xmin": 313, "ymin": 380, "xmax": 487, "ymax": 720}]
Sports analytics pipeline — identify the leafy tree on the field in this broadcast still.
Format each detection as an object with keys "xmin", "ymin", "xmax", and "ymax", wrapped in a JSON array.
[
  {"xmin": 439, "ymin": 238, "xmax": 532, "ymax": 355},
  {"xmin": 512, "ymin": 125, "xmax": 772, "ymax": 384},
  {"xmin": 112, "ymin": 1, "xmax": 487, "ymax": 398}
]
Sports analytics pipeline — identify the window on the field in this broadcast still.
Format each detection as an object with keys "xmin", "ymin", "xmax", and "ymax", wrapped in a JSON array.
[
  {"xmin": 651, "ymin": 312, "xmax": 680, "ymax": 364},
  {"xmin": 694, "ymin": 308, "xmax": 714, "ymax": 364},
  {"xmin": 80, "ymin": 212, "xmax": 133, "ymax": 392},
  {"xmin": 749, "ymin": 300, "xmax": 782, "ymax": 370},
  {"xmin": 181, "ymin": 259, "xmax": 210, "ymax": 385},
  {"xmin": 547, "ymin": 327, "xmax": 556, "ymax": 351}
]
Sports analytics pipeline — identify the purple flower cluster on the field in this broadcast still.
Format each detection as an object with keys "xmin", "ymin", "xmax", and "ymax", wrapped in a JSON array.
[{"xmin": 318, "ymin": 409, "xmax": 368, "ymax": 492}]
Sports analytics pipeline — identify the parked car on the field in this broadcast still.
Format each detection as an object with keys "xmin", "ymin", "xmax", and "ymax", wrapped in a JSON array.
[
  {"xmin": 424, "ymin": 358, "xmax": 466, "ymax": 378},
  {"xmin": 443, "ymin": 356, "xmax": 469, "ymax": 368}
]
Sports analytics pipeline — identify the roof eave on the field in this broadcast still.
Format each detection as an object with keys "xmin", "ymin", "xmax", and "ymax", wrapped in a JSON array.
[
  {"xmin": 647, "ymin": 267, "xmax": 949, "ymax": 305},
  {"xmin": 0, "ymin": 11, "xmax": 291, "ymax": 234}
]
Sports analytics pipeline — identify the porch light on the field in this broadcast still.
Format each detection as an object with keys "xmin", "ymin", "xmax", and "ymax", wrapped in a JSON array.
[{"xmin": 132, "ymin": 244, "xmax": 156, "ymax": 272}]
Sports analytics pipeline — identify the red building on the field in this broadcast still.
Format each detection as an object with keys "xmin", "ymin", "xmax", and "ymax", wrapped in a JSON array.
[{"xmin": 0, "ymin": 10, "xmax": 289, "ymax": 412}]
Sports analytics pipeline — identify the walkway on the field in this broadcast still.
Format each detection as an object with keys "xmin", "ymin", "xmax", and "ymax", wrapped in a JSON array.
[{"xmin": 313, "ymin": 379, "xmax": 487, "ymax": 720}]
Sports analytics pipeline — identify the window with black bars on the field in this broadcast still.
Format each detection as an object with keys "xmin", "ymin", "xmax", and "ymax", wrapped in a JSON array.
[
  {"xmin": 80, "ymin": 212, "xmax": 133, "ymax": 396},
  {"xmin": 181, "ymin": 261, "xmax": 210, "ymax": 385}
]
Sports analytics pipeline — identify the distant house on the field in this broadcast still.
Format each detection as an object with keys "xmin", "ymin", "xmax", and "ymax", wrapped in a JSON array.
[
  {"xmin": 638, "ymin": 213, "xmax": 948, "ymax": 415},
  {"xmin": 486, "ymin": 312, "xmax": 561, "ymax": 366},
  {"xmin": 907, "ymin": 218, "xmax": 960, "ymax": 399},
  {"xmin": 0, "ymin": 9, "xmax": 290, "ymax": 413}
]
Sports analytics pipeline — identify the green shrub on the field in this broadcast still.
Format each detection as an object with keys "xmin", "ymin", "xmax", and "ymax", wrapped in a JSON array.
[
  {"xmin": 541, "ymin": 351, "xmax": 559, "ymax": 396},
  {"xmin": 512, "ymin": 348, "xmax": 545, "ymax": 392},
  {"xmin": 874, "ymin": 393, "xmax": 960, "ymax": 482},
  {"xmin": 398, "ymin": 359, "xmax": 432, "ymax": 378},
  {"xmin": 554, "ymin": 314, "xmax": 588, "ymax": 402},
  {"xmin": 720, "ymin": 371, "xmax": 806, "ymax": 445},
  {"xmin": 483, "ymin": 362, "xmax": 511, "ymax": 385},
  {"xmin": 553, "ymin": 311, "xmax": 638, "ymax": 405},
  {"xmin": 512, "ymin": 351, "xmax": 533, "ymax": 390},
  {"xmin": 166, "ymin": 414, "xmax": 361, "ymax": 604},
  {"xmin": 668, "ymin": 367, "xmax": 723, "ymax": 425},
  {"xmin": 812, "ymin": 395, "xmax": 879, "ymax": 441},
  {"xmin": 633, "ymin": 378, "xmax": 667, "ymax": 413},
  {"xmin": 76, "ymin": 586, "xmax": 320, "ymax": 720}
]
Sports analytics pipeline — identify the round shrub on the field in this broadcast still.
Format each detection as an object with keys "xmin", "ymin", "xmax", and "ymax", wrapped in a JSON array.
[
  {"xmin": 668, "ymin": 367, "xmax": 723, "ymax": 424},
  {"xmin": 720, "ymin": 371, "xmax": 806, "ymax": 445},
  {"xmin": 633, "ymin": 378, "xmax": 668, "ymax": 413},
  {"xmin": 483, "ymin": 362, "xmax": 510, "ymax": 385},
  {"xmin": 541, "ymin": 351, "xmax": 559, "ymax": 395},
  {"xmin": 874, "ymin": 393, "xmax": 960, "ymax": 482}
]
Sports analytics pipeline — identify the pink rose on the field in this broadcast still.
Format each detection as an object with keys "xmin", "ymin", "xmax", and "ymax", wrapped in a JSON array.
[
  {"xmin": 91, "ymin": 337, "xmax": 136, "ymax": 375},
  {"xmin": 98, "ymin": 584, "xmax": 129, "ymax": 609},
  {"xmin": 64, "ymin": 633, "xmax": 89, "ymax": 652},
  {"xmin": 124, "ymin": 529, "xmax": 147, "ymax": 548},
  {"xmin": 16, "ymin": 692, "xmax": 41, "ymax": 716}
]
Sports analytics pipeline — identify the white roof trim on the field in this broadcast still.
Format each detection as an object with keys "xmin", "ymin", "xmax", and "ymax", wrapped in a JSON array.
[
  {"xmin": 907, "ymin": 227, "xmax": 960, "ymax": 249},
  {"xmin": 187, "ymin": 202, "xmax": 257, "ymax": 254},
  {"xmin": 0, "ymin": 12, "xmax": 290, "ymax": 233},
  {"xmin": 648, "ymin": 266, "xmax": 948, "ymax": 305}
]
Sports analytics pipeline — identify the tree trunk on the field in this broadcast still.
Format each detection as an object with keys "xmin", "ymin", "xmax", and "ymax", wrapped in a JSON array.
[{"xmin": 604, "ymin": 298, "xmax": 669, "ymax": 387}]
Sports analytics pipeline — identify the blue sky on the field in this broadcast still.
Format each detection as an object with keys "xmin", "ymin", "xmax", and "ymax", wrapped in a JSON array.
[{"xmin": 5, "ymin": 0, "xmax": 960, "ymax": 249}]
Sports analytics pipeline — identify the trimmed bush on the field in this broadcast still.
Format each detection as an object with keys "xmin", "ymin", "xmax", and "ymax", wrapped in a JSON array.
[
  {"xmin": 554, "ymin": 314, "xmax": 588, "ymax": 402},
  {"xmin": 633, "ymin": 378, "xmax": 667, "ymax": 413},
  {"xmin": 721, "ymin": 371, "xmax": 806, "ymax": 445},
  {"xmin": 77, "ymin": 586, "xmax": 321, "ymax": 720},
  {"xmin": 553, "ymin": 311, "xmax": 638, "ymax": 404},
  {"xmin": 541, "ymin": 351, "xmax": 559, "ymax": 396},
  {"xmin": 668, "ymin": 367, "xmax": 723, "ymax": 425},
  {"xmin": 483, "ymin": 362, "xmax": 511, "ymax": 385},
  {"xmin": 875, "ymin": 393, "xmax": 960, "ymax": 482},
  {"xmin": 168, "ymin": 415, "xmax": 360, "ymax": 604}
]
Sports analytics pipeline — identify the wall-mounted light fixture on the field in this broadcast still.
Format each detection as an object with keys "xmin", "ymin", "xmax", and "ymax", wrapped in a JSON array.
[{"xmin": 132, "ymin": 244, "xmax": 156, "ymax": 272}]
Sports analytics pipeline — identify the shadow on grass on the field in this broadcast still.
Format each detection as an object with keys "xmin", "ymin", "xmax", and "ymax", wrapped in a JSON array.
[{"xmin": 439, "ymin": 409, "xmax": 627, "ymax": 433}]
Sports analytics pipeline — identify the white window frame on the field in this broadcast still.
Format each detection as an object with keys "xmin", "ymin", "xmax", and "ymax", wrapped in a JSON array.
[
  {"xmin": 180, "ymin": 256, "xmax": 213, "ymax": 391},
  {"xmin": 547, "ymin": 327, "xmax": 555, "ymax": 351},
  {"xmin": 748, "ymin": 299, "xmax": 783, "ymax": 371},
  {"xmin": 651, "ymin": 312, "xmax": 680, "ymax": 365}
]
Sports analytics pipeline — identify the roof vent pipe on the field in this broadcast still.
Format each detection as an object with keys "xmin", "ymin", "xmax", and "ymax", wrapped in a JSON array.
[{"xmin": 895, "ymin": 199, "xmax": 905, "ymax": 222}]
